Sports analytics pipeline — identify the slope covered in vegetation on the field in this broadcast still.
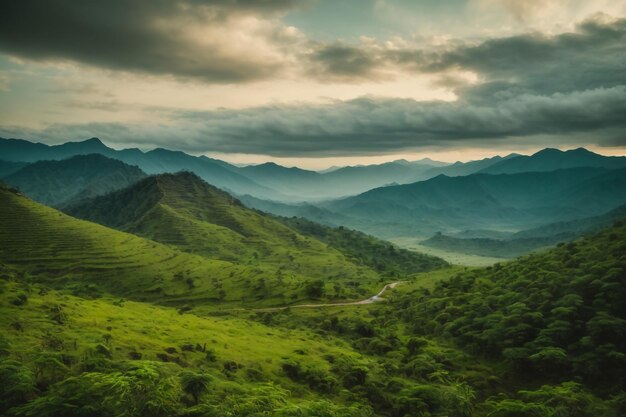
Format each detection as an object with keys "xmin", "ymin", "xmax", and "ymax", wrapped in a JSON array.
[
  {"xmin": 0, "ymin": 185, "xmax": 392, "ymax": 307},
  {"xmin": 390, "ymin": 221, "xmax": 626, "ymax": 407},
  {"xmin": 254, "ymin": 223, "xmax": 626, "ymax": 416},
  {"xmin": 279, "ymin": 216, "xmax": 448, "ymax": 275},
  {"xmin": 65, "ymin": 172, "xmax": 445, "ymax": 289}
]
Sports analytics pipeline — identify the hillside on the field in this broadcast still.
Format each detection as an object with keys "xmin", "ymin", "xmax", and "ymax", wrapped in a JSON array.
[
  {"xmin": 0, "ymin": 185, "xmax": 394, "ymax": 307},
  {"xmin": 0, "ymin": 160, "xmax": 28, "ymax": 177},
  {"xmin": 0, "ymin": 275, "xmax": 379, "ymax": 416},
  {"xmin": 2, "ymin": 154, "xmax": 147, "ymax": 207},
  {"xmin": 395, "ymin": 221, "xmax": 626, "ymax": 390},
  {"xmin": 278, "ymin": 216, "xmax": 448, "ymax": 275},
  {"xmin": 1, "ymin": 183, "xmax": 624, "ymax": 416},
  {"xmin": 66, "ymin": 173, "xmax": 446, "ymax": 293}
]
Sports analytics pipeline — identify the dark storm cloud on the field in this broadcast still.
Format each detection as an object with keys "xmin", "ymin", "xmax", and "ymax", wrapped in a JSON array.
[
  {"xmin": 0, "ymin": 0, "xmax": 307, "ymax": 83},
  {"xmin": 5, "ymin": 84, "xmax": 625, "ymax": 156},
  {"xmin": 428, "ymin": 16, "xmax": 626, "ymax": 99}
]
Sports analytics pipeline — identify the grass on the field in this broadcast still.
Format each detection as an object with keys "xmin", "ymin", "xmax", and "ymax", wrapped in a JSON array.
[
  {"xmin": 0, "ymin": 187, "xmax": 382, "ymax": 308},
  {"xmin": 0, "ymin": 280, "xmax": 363, "ymax": 378}
]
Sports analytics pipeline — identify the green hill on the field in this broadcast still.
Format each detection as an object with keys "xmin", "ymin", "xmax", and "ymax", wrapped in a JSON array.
[
  {"xmin": 0, "ymin": 184, "xmax": 390, "ymax": 307},
  {"xmin": 65, "ymin": 172, "xmax": 443, "ymax": 287},
  {"xmin": 0, "ymin": 275, "xmax": 379, "ymax": 417},
  {"xmin": 395, "ymin": 221, "xmax": 626, "ymax": 390},
  {"xmin": 3, "ymin": 154, "xmax": 147, "ymax": 207}
]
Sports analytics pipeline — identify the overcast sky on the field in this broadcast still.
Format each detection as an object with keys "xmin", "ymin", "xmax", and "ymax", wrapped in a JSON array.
[{"xmin": 0, "ymin": 0, "xmax": 625, "ymax": 168}]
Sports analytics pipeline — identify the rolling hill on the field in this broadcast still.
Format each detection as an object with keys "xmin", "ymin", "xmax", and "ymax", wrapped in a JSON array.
[
  {"xmin": 64, "ymin": 172, "xmax": 445, "ymax": 286},
  {"xmin": 0, "ymin": 183, "xmax": 406, "ymax": 307},
  {"xmin": 2, "ymin": 154, "xmax": 147, "ymax": 207}
]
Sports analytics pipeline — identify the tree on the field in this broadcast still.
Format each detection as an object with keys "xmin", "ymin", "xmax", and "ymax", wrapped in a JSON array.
[
  {"xmin": 305, "ymin": 280, "xmax": 325, "ymax": 299},
  {"xmin": 180, "ymin": 371, "xmax": 212, "ymax": 405}
]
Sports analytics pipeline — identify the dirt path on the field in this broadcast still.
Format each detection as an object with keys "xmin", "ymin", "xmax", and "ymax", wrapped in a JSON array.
[{"xmin": 252, "ymin": 281, "xmax": 403, "ymax": 312}]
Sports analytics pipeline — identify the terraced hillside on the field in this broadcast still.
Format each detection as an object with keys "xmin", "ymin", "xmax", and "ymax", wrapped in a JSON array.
[
  {"xmin": 0, "ymin": 186, "xmax": 387, "ymax": 307},
  {"xmin": 65, "ymin": 172, "xmax": 444, "ymax": 286}
]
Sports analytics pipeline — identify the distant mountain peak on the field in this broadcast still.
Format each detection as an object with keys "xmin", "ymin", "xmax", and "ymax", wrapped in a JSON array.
[
  {"xmin": 568, "ymin": 147, "xmax": 595, "ymax": 155},
  {"xmin": 533, "ymin": 147, "xmax": 563, "ymax": 156}
]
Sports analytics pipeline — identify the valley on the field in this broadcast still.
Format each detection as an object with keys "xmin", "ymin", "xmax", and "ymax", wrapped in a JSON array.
[{"xmin": 1, "ymin": 137, "xmax": 625, "ymax": 417}]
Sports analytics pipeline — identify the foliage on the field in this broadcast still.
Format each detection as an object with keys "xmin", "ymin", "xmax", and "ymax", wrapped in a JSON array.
[{"xmin": 279, "ymin": 216, "xmax": 448, "ymax": 275}]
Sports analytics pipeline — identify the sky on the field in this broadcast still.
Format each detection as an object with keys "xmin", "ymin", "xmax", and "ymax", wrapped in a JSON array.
[{"xmin": 0, "ymin": 0, "xmax": 625, "ymax": 169}]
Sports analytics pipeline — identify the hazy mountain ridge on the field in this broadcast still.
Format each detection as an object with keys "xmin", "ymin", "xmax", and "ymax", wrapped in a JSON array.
[
  {"xmin": 480, "ymin": 147, "xmax": 626, "ymax": 174},
  {"xmin": 0, "ymin": 160, "xmax": 28, "ymax": 177},
  {"xmin": 315, "ymin": 167, "xmax": 626, "ymax": 238},
  {"xmin": 0, "ymin": 137, "xmax": 286, "ymax": 201},
  {"xmin": 422, "ymin": 202, "xmax": 626, "ymax": 258}
]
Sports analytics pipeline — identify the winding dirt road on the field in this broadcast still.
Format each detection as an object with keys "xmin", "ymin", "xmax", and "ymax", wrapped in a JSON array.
[{"xmin": 253, "ymin": 281, "xmax": 402, "ymax": 312}]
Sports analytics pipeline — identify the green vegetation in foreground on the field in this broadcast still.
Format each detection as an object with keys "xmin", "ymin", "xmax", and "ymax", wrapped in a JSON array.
[
  {"xmin": 0, "ymin": 278, "xmax": 378, "ymax": 416},
  {"xmin": 389, "ymin": 222, "xmax": 626, "ymax": 415},
  {"xmin": 241, "ymin": 223, "xmax": 626, "ymax": 416},
  {"xmin": 0, "ymin": 186, "xmax": 388, "ymax": 308},
  {"xmin": 1, "ymin": 221, "xmax": 625, "ymax": 416},
  {"xmin": 389, "ymin": 237, "xmax": 503, "ymax": 266}
]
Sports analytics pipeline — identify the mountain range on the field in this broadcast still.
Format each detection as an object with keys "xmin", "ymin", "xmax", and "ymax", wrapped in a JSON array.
[
  {"xmin": 3, "ymin": 136, "xmax": 626, "ymax": 258},
  {"xmin": 5, "ymin": 137, "xmax": 625, "ymax": 203}
]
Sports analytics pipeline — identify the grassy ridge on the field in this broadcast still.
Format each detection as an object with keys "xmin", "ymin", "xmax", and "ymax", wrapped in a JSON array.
[
  {"xmin": 0, "ymin": 185, "xmax": 393, "ymax": 307},
  {"xmin": 66, "ymin": 173, "xmax": 446, "ymax": 300}
]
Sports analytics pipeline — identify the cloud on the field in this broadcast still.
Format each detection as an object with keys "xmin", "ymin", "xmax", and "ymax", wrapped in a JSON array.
[
  {"xmin": 305, "ymin": 14, "xmax": 626, "ymax": 95},
  {"xmin": 0, "ymin": 0, "xmax": 307, "ymax": 83},
  {"xmin": 1, "ymin": 11, "xmax": 625, "ymax": 158},
  {"xmin": 473, "ymin": 0, "xmax": 566, "ymax": 22},
  {"xmin": 429, "ymin": 14, "xmax": 626, "ymax": 98},
  {"xmin": 4, "ymin": 85, "xmax": 625, "ymax": 156},
  {"xmin": 306, "ymin": 43, "xmax": 388, "ymax": 82}
]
